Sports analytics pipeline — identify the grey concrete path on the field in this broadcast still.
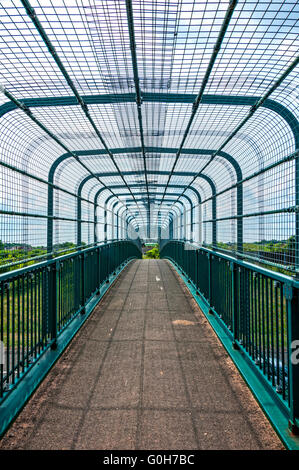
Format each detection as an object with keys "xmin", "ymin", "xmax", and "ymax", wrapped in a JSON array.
[{"xmin": 0, "ymin": 260, "xmax": 283, "ymax": 450}]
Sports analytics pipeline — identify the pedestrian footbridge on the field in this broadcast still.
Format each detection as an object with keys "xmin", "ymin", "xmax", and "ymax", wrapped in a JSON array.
[
  {"xmin": 0, "ymin": 0, "xmax": 298, "ymax": 450},
  {"xmin": 0, "ymin": 258, "xmax": 283, "ymax": 450}
]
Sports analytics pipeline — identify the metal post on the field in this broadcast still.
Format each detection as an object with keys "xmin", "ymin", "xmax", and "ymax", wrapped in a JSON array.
[
  {"xmin": 212, "ymin": 194, "xmax": 217, "ymax": 248},
  {"xmin": 47, "ymin": 185, "xmax": 53, "ymax": 257},
  {"xmin": 104, "ymin": 202, "xmax": 107, "ymax": 243},
  {"xmin": 48, "ymin": 262, "xmax": 57, "ymax": 349},
  {"xmin": 94, "ymin": 203, "xmax": 97, "ymax": 245},
  {"xmin": 147, "ymin": 205, "xmax": 150, "ymax": 239},
  {"xmin": 286, "ymin": 283, "xmax": 299, "ymax": 434},
  {"xmin": 80, "ymin": 253, "xmax": 85, "ymax": 314},
  {"xmin": 231, "ymin": 261, "xmax": 239, "ymax": 349},
  {"xmin": 237, "ymin": 182, "xmax": 243, "ymax": 254},
  {"xmin": 208, "ymin": 253, "xmax": 213, "ymax": 314},
  {"xmin": 77, "ymin": 195, "xmax": 81, "ymax": 249},
  {"xmin": 190, "ymin": 201, "xmax": 194, "ymax": 242},
  {"xmin": 125, "ymin": 206, "xmax": 128, "ymax": 239},
  {"xmin": 116, "ymin": 207, "xmax": 120, "ymax": 240},
  {"xmin": 158, "ymin": 210, "xmax": 161, "ymax": 241},
  {"xmin": 169, "ymin": 217, "xmax": 173, "ymax": 240}
]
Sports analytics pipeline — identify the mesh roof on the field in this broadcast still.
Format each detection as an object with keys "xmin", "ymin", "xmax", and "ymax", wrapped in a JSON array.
[{"xmin": 0, "ymin": 0, "xmax": 298, "ymax": 272}]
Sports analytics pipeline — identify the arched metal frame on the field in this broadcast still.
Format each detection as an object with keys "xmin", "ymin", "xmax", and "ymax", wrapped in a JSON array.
[
  {"xmin": 104, "ymin": 192, "xmax": 191, "ymax": 242},
  {"xmin": 123, "ymin": 200, "xmax": 183, "ymax": 242},
  {"xmin": 46, "ymin": 144, "xmax": 242, "ymax": 253},
  {"xmin": 109, "ymin": 197, "xmax": 184, "ymax": 230},
  {"xmin": 1, "ymin": 1, "xmax": 299, "ymax": 443},
  {"xmin": 0, "ymin": 90, "xmax": 298, "ymax": 271},
  {"xmin": 97, "ymin": 186, "xmax": 197, "ymax": 238}
]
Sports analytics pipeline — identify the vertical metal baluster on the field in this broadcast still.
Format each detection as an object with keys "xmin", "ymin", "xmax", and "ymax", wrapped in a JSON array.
[
  {"xmin": 239, "ymin": 267, "xmax": 244, "ymax": 346},
  {"xmin": 254, "ymin": 272, "xmax": 258, "ymax": 362},
  {"xmin": 11, "ymin": 280, "xmax": 15, "ymax": 384},
  {"xmin": 280, "ymin": 285, "xmax": 286, "ymax": 400},
  {"xmin": 26, "ymin": 273, "xmax": 29, "ymax": 367},
  {"xmin": 30, "ymin": 273, "xmax": 33, "ymax": 362},
  {"xmin": 270, "ymin": 281, "xmax": 275, "ymax": 386},
  {"xmin": 59, "ymin": 264, "xmax": 62, "ymax": 328},
  {"xmin": 0, "ymin": 281, "xmax": 3, "ymax": 397},
  {"xmin": 49, "ymin": 263, "xmax": 57, "ymax": 350},
  {"xmin": 231, "ymin": 262, "xmax": 238, "ymax": 348},
  {"xmin": 257, "ymin": 274, "xmax": 262, "ymax": 367},
  {"xmin": 266, "ymin": 278, "xmax": 270, "ymax": 380},
  {"xmin": 17, "ymin": 277, "xmax": 20, "ymax": 379},
  {"xmin": 286, "ymin": 291, "xmax": 291, "ymax": 409},
  {"xmin": 261, "ymin": 275, "xmax": 266, "ymax": 375},
  {"xmin": 6, "ymin": 282, "xmax": 10, "ymax": 388},
  {"xmin": 21, "ymin": 275, "xmax": 25, "ymax": 372},
  {"xmin": 38, "ymin": 269, "xmax": 41, "ymax": 353},
  {"xmin": 81, "ymin": 254, "xmax": 85, "ymax": 314},
  {"xmin": 275, "ymin": 282, "xmax": 280, "ymax": 392},
  {"xmin": 34, "ymin": 271, "xmax": 37, "ymax": 358},
  {"xmin": 246, "ymin": 269, "xmax": 250, "ymax": 352},
  {"xmin": 250, "ymin": 271, "xmax": 254, "ymax": 357}
]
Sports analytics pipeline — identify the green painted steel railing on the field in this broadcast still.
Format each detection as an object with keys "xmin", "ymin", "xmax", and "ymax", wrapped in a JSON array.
[
  {"xmin": 160, "ymin": 240, "xmax": 299, "ymax": 437},
  {"xmin": 0, "ymin": 240, "xmax": 141, "ymax": 404}
]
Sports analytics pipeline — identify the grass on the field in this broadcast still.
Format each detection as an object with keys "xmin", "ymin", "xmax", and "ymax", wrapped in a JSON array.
[{"xmin": 142, "ymin": 244, "xmax": 160, "ymax": 259}]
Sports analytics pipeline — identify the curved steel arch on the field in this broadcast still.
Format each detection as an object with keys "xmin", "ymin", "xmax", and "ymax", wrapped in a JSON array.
[
  {"xmin": 75, "ymin": 169, "xmax": 217, "ymax": 244},
  {"xmin": 95, "ymin": 185, "xmax": 198, "ymax": 244},
  {"xmin": 115, "ymin": 204, "xmax": 180, "ymax": 240},
  {"xmin": 47, "ymin": 145, "xmax": 242, "ymax": 251},
  {"xmin": 103, "ymin": 183, "xmax": 203, "ymax": 243},
  {"xmin": 1, "ymin": 94, "xmax": 298, "ymax": 147},
  {"xmin": 105, "ymin": 193, "xmax": 191, "ymax": 242},
  {"xmin": 124, "ymin": 199, "xmax": 184, "ymax": 241},
  {"xmin": 1, "ymin": 93, "xmax": 297, "ymax": 258},
  {"xmin": 114, "ymin": 198, "xmax": 182, "ymax": 241},
  {"xmin": 2, "ymin": 94, "xmax": 296, "ymax": 221}
]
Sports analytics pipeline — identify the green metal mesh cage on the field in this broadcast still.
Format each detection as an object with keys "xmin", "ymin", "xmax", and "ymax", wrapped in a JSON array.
[{"xmin": 0, "ymin": 0, "xmax": 298, "ymax": 275}]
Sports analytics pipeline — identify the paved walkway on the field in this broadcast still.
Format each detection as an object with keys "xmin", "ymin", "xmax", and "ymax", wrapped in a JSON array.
[{"xmin": 0, "ymin": 260, "xmax": 283, "ymax": 450}]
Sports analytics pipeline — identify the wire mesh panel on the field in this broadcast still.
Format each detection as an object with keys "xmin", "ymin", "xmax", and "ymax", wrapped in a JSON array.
[{"xmin": 0, "ymin": 0, "xmax": 298, "ymax": 275}]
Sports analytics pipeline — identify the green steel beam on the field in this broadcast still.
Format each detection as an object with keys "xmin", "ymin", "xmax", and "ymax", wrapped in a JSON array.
[
  {"xmin": 92, "ymin": 184, "xmax": 200, "ymax": 246},
  {"xmin": 104, "ymin": 193, "xmax": 190, "ymax": 242},
  {"xmin": 48, "ymin": 144, "xmax": 221, "ymax": 250},
  {"xmin": 1, "ymin": 94, "xmax": 298, "ymax": 141},
  {"xmin": 125, "ymin": 0, "xmax": 151, "ymax": 235},
  {"xmin": 184, "ymin": 55, "xmax": 299, "ymax": 185},
  {"xmin": 159, "ymin": 0, "xmax": 238, "ymax": 209},
  {"xmin": 20, "ymin": 0, "xmax": 147, "ymax": 236},
  {"xmin": 103, "ymin": 185, "xmax": 201, "ymax": 242},
  {"xmin": 124, "ymin": 200, "xmax": 183, "ymax": 235},
  {"xmin": 49, "ymin": 146, "xmax": 242, "ymax": 181},
  {"xmin": 50, "ymin": 147, "xmax": 240, "ymax": 250}
]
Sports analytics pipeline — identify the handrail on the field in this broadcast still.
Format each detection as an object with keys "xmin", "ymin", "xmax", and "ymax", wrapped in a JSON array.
[
  {"xmin": 0, "ymin": 239, "xmax": 141, "ymax": 281},
  {"xmin": 160, "ymin": 239, "xmax": 299, "ymax": 442},
  {"xmin": 161, "ymin": 240, "xmax": 299, "ymax": 287},
  {"xmin": 0, "ymin": 240, "xmax": 142, "ymax": 414}
]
